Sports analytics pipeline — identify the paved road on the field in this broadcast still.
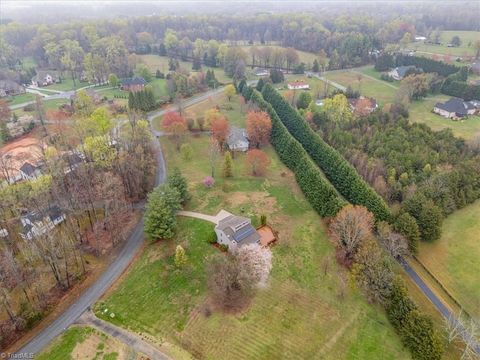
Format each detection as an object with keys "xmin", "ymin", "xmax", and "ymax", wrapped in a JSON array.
[
  {"xmin": 12, "ymin": 83, "xmax": 242, "ymax": 357},
  {"xmin": 399, "ymin": 257, "xmax": 480, "ymax": 354},
  {"xmin": 78, "ymin": 312, "xmax": 171, "ymax": 360}
]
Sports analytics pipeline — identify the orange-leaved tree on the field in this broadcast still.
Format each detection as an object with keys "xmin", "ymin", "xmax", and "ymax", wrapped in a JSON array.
[
  {"xmin": 246, "ymin": 111, "xmax": 272, "ymax": 148},
  {"xmin": 246, "ymin": 149, "xmax": 270, "ymax": 176},
  {"xmin": 162, "ymin": 111, "xmax": 187, "ymax": 150}
]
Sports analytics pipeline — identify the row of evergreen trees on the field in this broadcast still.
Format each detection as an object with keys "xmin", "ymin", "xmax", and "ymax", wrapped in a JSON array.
[
  {"xmin": 260, "ymin": 84, "xmax": 391, "ymax": 221},
  {"xmin": 244, "ymin": 84, "xmax": 444, "ymax": 359},
  {"xmin": 128, "ymin": 89, "xmax": 156, "ymax": 112},
  {"xmin": 242, "ymin": 86, "xmax": 345, "ymax": 217}
]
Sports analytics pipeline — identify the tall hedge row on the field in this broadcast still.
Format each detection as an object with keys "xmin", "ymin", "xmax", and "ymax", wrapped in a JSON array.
[
  {"xmin": 260, "ymin": 84, "xmax": 391, "ymax": 221},
  {"xmin": 243, "ymin": 86, "xmax": 345, "ymax": 217},
  {"xmin": 395, "ymin": 54, "xmax": 459, "ymax": 77}
]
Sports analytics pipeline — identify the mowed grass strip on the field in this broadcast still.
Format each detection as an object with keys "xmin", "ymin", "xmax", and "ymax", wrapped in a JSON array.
[
  {"xmin": 417, "ymin": 199, "xmax": 480, "ymax": 319},
  {"xmin": 96, "ymin": 126, "xmax": 409, "ymax": 359},
  {"xmin": 324, "ymin": 71, "xmax": 397, "ymax": 105}
]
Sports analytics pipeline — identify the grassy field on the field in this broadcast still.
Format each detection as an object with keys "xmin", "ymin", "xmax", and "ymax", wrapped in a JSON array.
[
  {"xmin": 417, "ymin": 200, "xmax": 480, "ymax": 320},
  {"xmin": 237, "ymin": 44, "xmax": 321, "ymax": 66},
  {"xmin": 324, "ymin": 70, "xmax": 397, "ymax": 105},
  {"xmin": 139, "ymin": 54, "xmax": 235, "ymax": 84},
  {"xmin": 47, "ymin": 78, "xmax": 89, "ymax": 92},
  {"xmin": 37, "ymin": 326, "xmax": 136, "ymax": 360},
  {"xmin": 409, "ymin": 98, "xmax": 480, "ymax": 139},
  {"xmin": 97, "ymin": 94, "xmax": 409, "ymax": 359},
  {"xmin": 43, "ymin": 98, "xmax": 70, "ymax": 110},
  {"xmin": 407, "ymin": 31, "xmax": 480, "ymax": 58},
  {"xmin": 6, "ymin": 92, "xmax": 36, "ymax": 106}
]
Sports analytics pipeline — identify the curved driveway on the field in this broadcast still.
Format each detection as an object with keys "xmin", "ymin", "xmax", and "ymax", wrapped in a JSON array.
[{"xmin": 13, "ymin": 85, "xmax": 235, "ymax": 357}]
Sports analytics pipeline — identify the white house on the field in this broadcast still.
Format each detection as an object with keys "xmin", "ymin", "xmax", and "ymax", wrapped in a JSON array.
[
  {"xmin": 214, "ymin": 213, "xmax": 261, "ymax": 252},
  {"xmin": 287, "ymin": 81, "xmax": 309, "ymax": 90},
  {"xmin": 20, "ymin": 205, "xmax": 66, "ymax": 240},
  {"xmin": 433, "ymin": 98, "xmax": 476, "ymax": 120},
  {"xmin": 227, "ymin": 127, "xmax": 249, "ymax": 152},
  {"xmin": 0, "ymin": 228, "xmax": 8, "ymax": 238},
  {"xmin": 31, "ymin": 71, "xmax": 56, "ymax": 87},
  {"xmin": 415, "ymin": 36, "xmax": 427, "ymax": 41}
]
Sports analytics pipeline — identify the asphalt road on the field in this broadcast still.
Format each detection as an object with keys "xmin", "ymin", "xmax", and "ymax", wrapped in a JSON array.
[
  {"xmin": 12, "ymin": 84, "xmax": 239, "ymax": 357},
  {"xmin": 399, "ymin": 257, "xmax": 480, "ymax": 354}
]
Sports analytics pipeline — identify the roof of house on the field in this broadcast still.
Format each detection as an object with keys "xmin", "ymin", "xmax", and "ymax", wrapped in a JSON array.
[
  {"xmin": 393, "ymin": 65, "xmax": 417, "ymax": 78},
  {"xmin": 23, "ymin": 205, "xmax": 64, "ymax": 225},
  {"xmin": 121, "ymin": 77, "xmax": 146, "ymax": 86},
  {"xmin": 227, "ymin": 127, "xmax": 248, "ymax": 147},
  {"xmin": 216, "ymin": 215, "xmax": 261, "ymax": 245},
  {"xmin": 32, "ymin": 71, "xmax": 56, "ymax": 82},
  {"xmin": 62, "ymin": 152, "xmax": 83, "ymax": 166},
  {"xmin": 19, "ymin": 162, "xmax": 38, "ymax": 176},
  {"xmin": 434, "ymin": 98, "xmax": 472, "ymax": 116}
]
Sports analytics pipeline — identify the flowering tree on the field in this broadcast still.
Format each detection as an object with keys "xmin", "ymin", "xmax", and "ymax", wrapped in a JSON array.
[
  {"xmin": 203, "ymin": 176, "xmax": 215, "ymax": 187},
  {"xmin": 246, "ymin": 149, "xmax": 270, "ymax": 176},
  {"xmin": 246, "ymin": 111, "xmax": 272, "ymax": 148},
  {"xmin": 236, "ymin": 244, "xmax": 272, "ymax": 288}
]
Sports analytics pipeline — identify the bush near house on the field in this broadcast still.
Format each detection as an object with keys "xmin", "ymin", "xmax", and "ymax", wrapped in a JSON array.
[{"xmin": 260, "ymin": 84, "xmax": 390, "ymax": 221}]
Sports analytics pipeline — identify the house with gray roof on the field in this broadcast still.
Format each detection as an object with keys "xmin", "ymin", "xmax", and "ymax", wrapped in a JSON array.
[
  {"xmin": 214, "ymin": 214, "xmax": 261, "ymax": 252},
  {"xmin": 388, "ymin": 65, "xmax": 419, "ymax": 80},
  {"xmin": 433, "ymin": 97, "xmax": 477, "ymax": 120},
  {"xmin": 20, "ymin": 205, "xmax": 66, "ymax": 240},
  {"xmin": 227, "ymin": 127, "xmax": 249, "ymax": 152},
  {"xmin": 31, "ymin": 71, "xmax": 58, "ymax": 87},
  {"xmin": 19, "ymin": 162, "xmax": 43, "ymax": 180}
]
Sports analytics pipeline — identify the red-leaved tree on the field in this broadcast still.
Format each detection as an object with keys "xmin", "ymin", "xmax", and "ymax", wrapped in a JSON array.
[
  {"xmin": 246, "ymin": 111, "xmax": 272, "ymax": 148},
  {"xmin": 210, "ymin": 116, "xmax": 230, "ymax": 150},
  {"xmin": 162, "ymin": 111, "xmax": 187, "ymax": 150},
  {"xmin": 246, "ymin": 149, "xmax": 270, "ymax": 176}
]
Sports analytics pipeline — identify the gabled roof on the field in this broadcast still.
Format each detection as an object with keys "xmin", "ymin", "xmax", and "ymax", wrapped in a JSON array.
[
  {"xmin": 19, "ymin": 162, "xmax": 38, "ymax": 176},
  {"xmin": 434, "ymin": 98, "xmax": 471, "ymax": 116},
  {"xmin": 227, "ymin": 127, "xmax": 248, "ymax": 147},
  {"xmin": 216, "ymin": 215, "xmax": 261, "ymax": 245},
  {"xmin": 121, "ymin": 77, "xmax": 146, "ymax": 86},
  {"xmin": 394, "ymin": 65, "xmax": 417, "ymax": 78},
  {"xmin": 32, "ymin": 71, "xmax": 56, "ymax": 82}
]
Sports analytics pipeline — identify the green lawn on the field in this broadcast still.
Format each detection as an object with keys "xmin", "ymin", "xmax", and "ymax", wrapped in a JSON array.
[
  {"xmin": 47, "ymin": 78, "xmax": 89, "ymax": 92},
  {"xmin": 407, "ymin": 31, "xmax": 480, "ymax": 58},
  {"xmin": 237, "ymin": 44, "xmax": 322, "ymax": 66},
  {"xmin": 417, "ymin": 200, "xmax": 480, "ymax": 319},
  {"xmin": 37, "ymin": 326, "xmax": 94, "ymax": 360},
  {"xmin": 139, "ymin": 54, "xmax": 235, "ymax": 84},
  {"xmin": 95, "ymin": 120, "xmax": 409, "ymax": 359},
  {"xmin": 6, "ymin": 92, "xmax": 36, "ymax": 106},
  {"xmin": 324, "ymin": 71, "xmax": 397, "ymax": 105},
  {"xmin": 37, "ymin": 326, "xmax": 133, "ymax": 360},
  {"xmin": 409, "ymin": 98, "xmax": 480, "ymax": 139},
  {"xmin": 43, "ymin": 98, "xmax": 70, "ymax": 110}
]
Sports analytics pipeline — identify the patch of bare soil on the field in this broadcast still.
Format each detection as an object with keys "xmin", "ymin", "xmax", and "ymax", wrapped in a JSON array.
[
  {"xmin": 71, "ymin": 329, "xmax": 130, "ymax": 359},
  {"xmin": 226, "ymin": 191, "xmax": 277, "ymax": 214}
]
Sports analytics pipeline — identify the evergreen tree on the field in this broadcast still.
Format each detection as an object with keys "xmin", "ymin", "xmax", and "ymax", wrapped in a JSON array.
[
  {"xmin": 223, "ymin": 151, "xmax": 233, "ymax": 177},
  {"xmin": 256, "ymin": 78, "xmax": 265, "ymax": 92},
  {"xmin": 0, "ymin": 121, "xmax": 10, "ymax": 142},
  {"xmin": 168, "ymin": 58, "xmax": 177, "ymax": 71},
  {"xmin": 393, "ymin": 213, "xmax": 421, "ymax": 253},
  {"xmin": 167, "ymin": 167, "xmax": 191, "ymax": 203},
  {"xmin": 159, "ymin": 43, "xmax": 167, "ymax": 56},
  {"xmin": 174, "ymin": 245, "xmax": 188, "ymax": 267},
  {"xmin": 192, "ymin": 57, "xmax": 202, "ymax": 70},
  {"xmin": 128, "ymin": 92, "xmax": 135, "ymax": 110},
  {"xmin": 237, "ymin": 79, "xmax": 247, "ymax": 94},
  {"xmin": 296, "ymin": 92, "xmax": 312, "ymax": 109},
  {"xmin": 312, "ymin": 59, "xmax": 319, "ymax": 72}
]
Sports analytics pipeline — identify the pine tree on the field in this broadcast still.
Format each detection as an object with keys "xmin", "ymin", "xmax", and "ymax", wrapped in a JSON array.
[
  {"xmin": 174, "ymin": 245, "xmax": 188, "ymax": 267},
  {"xmin": 256, "ymin": 78, "xmax": 265, "ymax": 91},
  {"xmin": 128, "ymin": 92, "xmax": 135, "ymax": 110},
  {"xmin": 167, "ymin": 167, "xmax": 190, "ymax": 203},
  {"xmin": 223, "ymin": 151, "xmax": 233, "ymax": 177},
  {"xmin": 312, "ymin": 59, "xmax": 319, "ymax": 72}
]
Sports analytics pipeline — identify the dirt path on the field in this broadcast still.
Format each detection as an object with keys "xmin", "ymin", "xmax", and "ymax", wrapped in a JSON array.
[{"xmin": 77, "ymin": 312, "xmax": 171, "ymax": 360}]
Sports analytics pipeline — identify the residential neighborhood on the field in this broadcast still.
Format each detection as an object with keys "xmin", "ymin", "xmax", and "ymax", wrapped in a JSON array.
[{"xmin": 0, "ymin": 1, "xmax": 479, "ymax": 360}]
